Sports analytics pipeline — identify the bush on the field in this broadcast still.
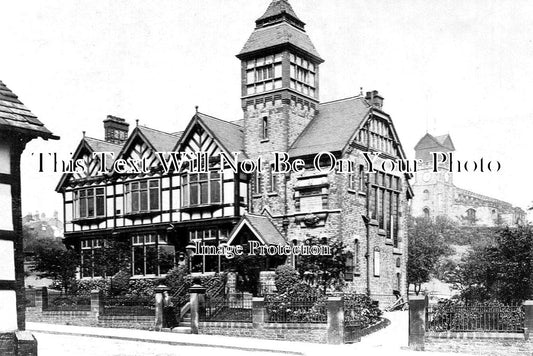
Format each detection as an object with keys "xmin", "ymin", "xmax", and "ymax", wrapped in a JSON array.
[
  {"xmin": 265, "ymin": 282, "xmax": 327, "ymax": 323},
  {"xmin": 126, "ymin": 278, "xmax": 161, "ymax": 299},
  {"xmin": 109, "ymin": 269, "xmax": 131, "ymax": 296},
  {"xmin": 274, "ymin": 265, "xmax": 300, "ymax": 293},
  {"xmin": 343, "ymin": 291, "xmax": 382, "ymax": 329},
  {"xmin": 72, "ymin": 279, "xmax": 110, "ymax": 297},
  {"xmin": 164, "ymin": 266, "xmax": 189, "ymax": 296}
]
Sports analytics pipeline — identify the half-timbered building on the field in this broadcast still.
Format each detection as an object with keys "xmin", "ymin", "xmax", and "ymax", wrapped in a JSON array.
[{"xmin": 57, "ymin": 0, "xmax": 412, "ymax": 302}]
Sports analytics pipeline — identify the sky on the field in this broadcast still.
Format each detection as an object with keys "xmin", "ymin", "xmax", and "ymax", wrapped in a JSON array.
[{"xmin": 1, "ymin": 0, "xmax": 532, "ymax": 220}]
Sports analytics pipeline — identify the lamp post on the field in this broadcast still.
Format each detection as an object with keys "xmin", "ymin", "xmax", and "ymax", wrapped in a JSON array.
[{"xmin": 185, "ymin": 243, "xmax": 196, "ymax": 274}]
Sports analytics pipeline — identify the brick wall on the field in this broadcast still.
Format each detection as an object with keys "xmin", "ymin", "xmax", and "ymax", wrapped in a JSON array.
[
  {"xmin": 98, "ymin": 315, "xmax": 154, "ymax": 330},
  {"xmin": 199, "ymin": 321, "xmax": 327, "ymax": 343},
  {"xmin": 426, "ymin": 336, "xmax": 533, "ymax": 355},
  {"xmin": 0, "ymin": 333, "xmax": 16, "ymax": 356}
]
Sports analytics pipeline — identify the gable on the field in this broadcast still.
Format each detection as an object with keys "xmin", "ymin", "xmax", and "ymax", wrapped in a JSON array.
[
  {"xmin": 353, "ymin": 115, "xmax": 403, "ymax": 158},
  {"xmin": 181, "ymin": 123, "xmax": 224, "ymax": 159},
  {"xmin": 120, "ymin": 135, "xmax": 160, "ymax": 171}
]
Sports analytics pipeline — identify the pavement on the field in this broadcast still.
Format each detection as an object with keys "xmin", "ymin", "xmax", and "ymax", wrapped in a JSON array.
[{"xmin": 27, "ymin": 312, "xmax": 473, "ymax": 356}]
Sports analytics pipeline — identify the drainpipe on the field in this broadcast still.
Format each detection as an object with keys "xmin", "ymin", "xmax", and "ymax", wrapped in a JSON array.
[{"xmin": 364, "ymin": 116, "xmax": 371, "ymax": 296}]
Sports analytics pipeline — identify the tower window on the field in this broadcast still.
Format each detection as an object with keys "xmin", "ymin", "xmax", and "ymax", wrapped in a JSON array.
[
  {"xmin": 423, "ymin": 208, "xmax": 430, "ymax": 219},
  {"xmin": 466, "ymin": 208, "xmax": 476, "ymax": 224},
  {"xmin": 423, "ymin": 189, "xmax": 430, "ymax": 200},
  {"xmin": 245, "ymin": 54, "xmax": 282, "ymax": 95},
  {"xmin": 262, "ymin": 117, "xmax": 268, "ymax": 139}
]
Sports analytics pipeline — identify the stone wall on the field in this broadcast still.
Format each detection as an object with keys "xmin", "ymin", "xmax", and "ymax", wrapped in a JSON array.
[
  {"xmin": 0, "ymin": 333, "xmax": 15, "ymax": 356},
  {"xmin": 26, "ymin": 308, "xmax": 98, "ymax": 326},
  {"xmin": 426, "ymin": 336, "xmax": 533, "ymax": 356}
]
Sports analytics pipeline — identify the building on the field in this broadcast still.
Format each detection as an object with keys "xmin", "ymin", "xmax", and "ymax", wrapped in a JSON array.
[
  {"xmin": 0, "ymin": 80, "xmax": 57, "ymax": 355},
  {"xmin": 56, "ymin": 0, "xmax": 412, "ymax": 303},
  {"xmin": 411, "ymin": 133, "xmax": 525, "ymax": 226}
]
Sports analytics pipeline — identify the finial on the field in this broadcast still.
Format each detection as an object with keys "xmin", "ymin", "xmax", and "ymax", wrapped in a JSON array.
[
  {"xmin": 195, "ymin": 105, "xmax": 199, "ymax": 113},
  {"xmin": 82, "ymin": 131, "xmax": 86, "ymax": 138},
  {"xmin": 360, "ymin": 87, "xmax": 363, "ymax": 96},
  {"xmin": 136, "ymin": 119, "xmax": 139, "ymax": 127}
]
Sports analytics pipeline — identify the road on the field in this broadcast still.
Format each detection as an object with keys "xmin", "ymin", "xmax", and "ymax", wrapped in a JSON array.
[{"xmin": 34, "ymin": 332, "xmax": 289, "ymax": 356}]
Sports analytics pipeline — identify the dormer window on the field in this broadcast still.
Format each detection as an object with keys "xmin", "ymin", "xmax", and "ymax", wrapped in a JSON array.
[
  {"xmin": 74, "ymin": 187, "xmax": 105, "ymax": 219},
  {"xmin": 124, "ymin": 179, "xmax": 160, "ymax": 214}
]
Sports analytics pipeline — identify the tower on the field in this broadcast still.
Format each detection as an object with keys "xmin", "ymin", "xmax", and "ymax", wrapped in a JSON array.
[
  {"xmin": 412, "ymin": 133, "xmax": 456, "ymax": 218},
  {"xmin": 237, "ymin": 0, "xmax": 324, "ymax": 158}
]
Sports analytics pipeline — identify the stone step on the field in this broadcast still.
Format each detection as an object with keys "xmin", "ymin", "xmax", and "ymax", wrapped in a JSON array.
[
  {"xmin": 171, "ymin": 326, "xmax": 191, "ymax": 334},
  {"xmin": 180, "ymin": 321, "xmax": 191, "ymax": 327}
]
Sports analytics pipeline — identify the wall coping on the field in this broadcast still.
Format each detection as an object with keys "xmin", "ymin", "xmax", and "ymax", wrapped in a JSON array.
[{"xmin": 426, "ymin": 331, "xmax": 525, "ymax": 340}]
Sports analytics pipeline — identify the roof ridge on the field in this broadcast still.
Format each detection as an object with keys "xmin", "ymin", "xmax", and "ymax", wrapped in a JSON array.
[
  {"xmin": 319, "ymin": 95, "xmax": 365, "ymax": 106},
  {"xmin": 84, "ymin": 136, "xmax": 122, "ymax": 146},
  {"xmin": 197, "ymin": 112, "xmax": 242, "ymax": 128},
  {"xmin": 138, "ymin": 125, "xmax": 181, "ymax": 137}
]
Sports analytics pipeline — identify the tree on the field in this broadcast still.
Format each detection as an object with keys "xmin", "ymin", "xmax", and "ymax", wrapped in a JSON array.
[
  {"xmin": 32, "ymin": 239, "xmax": 78, "ymax": 293},
  {"xmin": 407, "ymin": 216, "xmax": 454, "ymax": 295},
  {"xmin": 444, "ymin": 225, "xmax": 533, "ymax": 303}
]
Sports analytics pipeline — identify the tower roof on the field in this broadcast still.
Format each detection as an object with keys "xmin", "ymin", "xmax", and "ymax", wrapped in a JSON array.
[
  {"xmin": 238, "ymin": 0, "xmax": 323, "ymax": 63},
  {"xmin": 256, "ymin": 0, "xmax": 305, "ymax": 29}
]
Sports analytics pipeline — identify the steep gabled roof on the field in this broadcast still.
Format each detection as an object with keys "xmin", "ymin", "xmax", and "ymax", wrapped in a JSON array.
[
  {"xmin": 289, "ymin": 96, "xmax": 370, "ymax": 157},
  {"xmin": 0, "ymin": 80, "xmax": 57, "ymax": 139},
  {"xmin": 227, "ymin": 213, "xmax": 286, "ymax": 246},
  {"xmin": 196, "ymin": 113, "xmax": 244, "ymax": 154},
  {"xmin": 238, "ymin": 22, "xmax": 322, "ymax": 62},
  {"xmin": 137, "ymin": 126, "xmax": 182, "ymax": 152},
  {"xmin": 414, "ymin": 133, "xmax": 455, "ymax": 151},
  {"xmin": 84, "ymin": 137, "xmax": 122, "ymax": 157}
]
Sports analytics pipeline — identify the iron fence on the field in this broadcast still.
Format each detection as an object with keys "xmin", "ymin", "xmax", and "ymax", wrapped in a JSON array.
[
  {"xmin": 264, "ymin": 295, "xmax": 327, "ymax": 323},
  {"xmin": 427, "ymin": 303, "xmax": 524, "ymax": 333},
  {"xmin": 103, "ymin": 296, "xmax": 155, "ymax": 316},
  {"xmin": 202, "ymin": 293, "xmax": 252, "ymax": 322},
  {"xmin": 45, "ymin": 291, "xmax": 91, "ymax": 311}
]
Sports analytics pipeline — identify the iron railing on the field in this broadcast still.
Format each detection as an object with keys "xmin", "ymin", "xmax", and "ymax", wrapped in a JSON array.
[
  {"xmin": 427, "ymin": 303, "xmax": 524, "ymax": 333},
  {"xmin": 103, "ymin": 296, "xmax": 155, "ymax": 316},
  {"xmin": 264, "ymin": 295, "xmax": 327, "ymax": 323},
  {"xmin": 202, "ymin": 293, "xmax": 252, "ymax": 322}
]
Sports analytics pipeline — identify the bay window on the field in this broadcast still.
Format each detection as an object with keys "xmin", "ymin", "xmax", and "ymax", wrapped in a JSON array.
[
  {"xmin": 131, "ymin": 233, "xmax": 174, "ymax": 276},
  {"xmin": 74, "ymin": 187, "xmax": 105, "ymax": 219},
  {"xmin": 124, "ymin": 179, "xmax": 160, "ymax": 213},
  {"xmin": 182, "ymin": 171, "xmax": 221, "ymax": 207}
]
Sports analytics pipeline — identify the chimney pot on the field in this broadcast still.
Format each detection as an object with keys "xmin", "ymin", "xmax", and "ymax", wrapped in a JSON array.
[
  {"xmin": 103, "ymin": 115, "xmax": 129, "ymax": 144},
  {"xmin": 365, "ymin": 90, "xmax": 384, "ymax": 109}
]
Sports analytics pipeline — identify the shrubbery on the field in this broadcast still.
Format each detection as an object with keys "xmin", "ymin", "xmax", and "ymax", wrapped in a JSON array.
[
  {"xmin": 343, "ymin": 291, "xmax": 382, "ymax": 329},
  {"xmin": 274, "ymin": 265, "xmax": 299, "ymax": 293}
]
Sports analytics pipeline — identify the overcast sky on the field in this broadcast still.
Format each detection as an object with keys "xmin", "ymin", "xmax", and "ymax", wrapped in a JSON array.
[{"xmin": 1, "ymin": 0, "xmax": 532, "ymax": 220}]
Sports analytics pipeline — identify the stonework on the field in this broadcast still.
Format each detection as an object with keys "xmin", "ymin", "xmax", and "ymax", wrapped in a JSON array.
[{"xmin": 411, "ymin": 133, "xmax": 525, "ymax": 226}]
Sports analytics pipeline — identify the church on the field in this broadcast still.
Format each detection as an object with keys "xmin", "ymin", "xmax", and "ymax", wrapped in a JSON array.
[
  {"xmin": 56, "ymin": 0, "xmax": 412, "ymax": 303},
  {"xmin": 411, "ymin": 133, "xmax": 525, "ymax": 226}
]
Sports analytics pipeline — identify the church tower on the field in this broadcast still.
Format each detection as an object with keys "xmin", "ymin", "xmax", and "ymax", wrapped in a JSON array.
[
  {"xmin": 237, "ymin": 0, "xmax": 324, "ymax": 157},
  {"xmin": 412, "ymin": 133, "xmax": 456, "ymax": 218}
]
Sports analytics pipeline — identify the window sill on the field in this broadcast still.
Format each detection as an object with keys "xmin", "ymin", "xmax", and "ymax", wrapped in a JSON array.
[
  {"xmin": 357, "ymin": 191, "xmax": 366, "ymax": 196},
  {"xmin": 347, "ymin": 189, "xmax": 356, "ymax": 194},
  {"xmin": 385, "ymin": 238, "xmax": 394, "ymax": 245},
  {"xmin": 260, "ymin": 139, "xmax": 269, "ymax": 143},
  {"xmin": 72, "ymin": 216, "xmax": 107, "ymax": 225},
  {"xmin": 378, "ymin": 229, "xmax": 387, "ymax": 236},
  {"xmin": 267, "ymin": 192, "xmax": 278, "ymax": 197},
  {"xmin": 368, "ymin": 219, "xmax": 379, "ymax": 226},
  {"xmin": 123, "ymin": 211, "xmax": 160, "ymax": 219},
  {"xmin": 180, "ymin": 204, "xmax": 223, "ymax": 212},
  {"xmin": 393, "ymin": 248, "xmax": 402, "ymax": 255},
  {"xmin": 252, "ymin": 194, "xmax": 263, "ymax": 199}
]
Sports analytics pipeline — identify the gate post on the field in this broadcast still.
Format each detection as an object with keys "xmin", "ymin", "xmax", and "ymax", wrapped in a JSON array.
[
  {"xmin": 523, "ymin": 300, "xmax": 533, "ymax": 340},
  {"xmin": 154, "ymin": 284, "xmax": 170, "ymax": 331},
  {"xmin": 326, "ymin": 296, "xmax": 344, "ymax": 344},
  {"xmin": 189, "ymin": 280, "xmax": 206, "ymax": 334},
  {"xmin": 408, "ymin": 295, "xmax": 427, "ymax": 351}
]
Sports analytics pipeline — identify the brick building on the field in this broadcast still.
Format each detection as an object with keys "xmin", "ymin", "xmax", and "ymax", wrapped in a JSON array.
[
  {"xmin": 57, "ymin": 0, "xmax": 412, "ymax": 302},
  {"xmin": 411, "ymin": 133, "xmax": 525, "ymax": 226}
]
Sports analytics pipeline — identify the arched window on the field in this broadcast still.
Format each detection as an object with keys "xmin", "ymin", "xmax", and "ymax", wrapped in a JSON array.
[
  {"xmin": 373, "ymin": 247, "xmax": 380, "ymax": 277},
  {"xmin": 423, "ymin": 208, "xmax": 430, "ymax": 219},
  {"xmin": 466, "ymin": 208, "xmax": 476, "ymax": 224},
  {"xmin": 396, "ymin": 273, "xmax": 401, "ymax": 291},
  {"xmin": 354, "ymin": 239, "xmax": 360, "ymax": 275},
  {"xmin": 396, "ymin": 257, "xmax": 401, "ymax": 268},
  {"xmin": 423, "ymin": 189, "xmax": 430, "ymax": 200},
  {"xmin": 345, "ymin": 252, "xmax": 354, "ymax": 281}
]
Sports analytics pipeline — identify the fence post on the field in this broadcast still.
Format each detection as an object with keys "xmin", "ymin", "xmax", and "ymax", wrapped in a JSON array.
[
  {"xmin": 35, "ymin": 287, "xmax": 48, "ymax": 311},
  {"xmin": 154, "ymin": 284, "xmax": 170, "ymax": 331},
  {"xmin": 90, "ymin": 290, "xmax": 104, "ymax": 317},
  {"xmin": 408, "ymin": 295, "xmax": 427, "ymax": 351},
  {"xmin": 523, "ymin": 300, "xmax": 533, "ymax": 340},
  {"xmin": 252, "ymin": 297, "xmax": 265, "ymax": 329},
  {"xmin": 326, "ymin": 296, "xmax": 344, "ymax": 344},
  {"xmin": 189, "ymin": 281, "xmax": 206, "ymax": 334}
]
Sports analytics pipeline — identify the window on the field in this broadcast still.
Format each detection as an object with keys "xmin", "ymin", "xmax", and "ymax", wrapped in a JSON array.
[
  {"xmin": 466, "ymin": 208, "xmax": 476, "ymax": 224},
  {"xmin": 268, "ymin": 165, "xmax": 278, "ymax": 192},
  {"xmin": 423, "ymin": 208, "xmax": 430, "ymax": 219},
  {"xmin": 344, "ymin": 252, "xmax": 354, "ymax": 281},
  {"xmin": 131, "ymin": 233, "xmax": 174, "ymax": 276},
  {"xmin": 262, "ymin": 117, "xmax": 269, "ymax": 140},
  {"xmin": 396, "ymin": 273, "xmax": 401, "ymax": 291},
  {"xmin": 189, "ymin": 228, "xmax": 228, "ymax": 273},
  {"xmin": 182, "ymin": 172, "xmax": 221, "ymax": 207},
  {"xmin": 354, "ymin": 239, "xmax": 360, "ymax": 275},
  {"xmin": 289, "ymin": 53, "xmax": 316, "ymax": 98},
  {"xmin": 423, "ymin": 189, "xmax": 430, "ymax": 200},
  {"xmin": 124, "ymin": 180, "xmax": 160, "ymax": 213},
  {"xmin": 358, "ymin": 165, "xmax": 366, "ymax": 191},
  {"xmin": 245, "ymin": 54, "xmax": 283, "ymax": 95},
  {"xmin": 80, "ymin": 239, "xmax": 104, "ymax": 278},
  {"xmin": 373, "ymin": 247, "xmax": 380, "ymax": 277},
  {"xmin": 369, "ymin": 171, "xmax": 401, "ymax": 240},
  {"xmin": 74, "ymin": 187, "xmax": 105, "ymax": 219},
  {"xmin": 254, "ymin": 171, "xmax": 263, "ymax": 195}
]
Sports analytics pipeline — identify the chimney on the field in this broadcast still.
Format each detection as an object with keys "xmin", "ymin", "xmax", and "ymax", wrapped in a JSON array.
[
  {"xmin": 365, "ymin": 90, "xmax": 384, "ymax": 109},
  {"xmin": 103, "ymin": 115, "xmax": 129, "ymax": 144}
]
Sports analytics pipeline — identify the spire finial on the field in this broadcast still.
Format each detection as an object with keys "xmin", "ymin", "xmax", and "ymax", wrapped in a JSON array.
[
  {"xmin": 360, "ymin": 87, "xmax": 363, "ymax": 96},
  {"xmin": 195, "ymin": 105, "xmax": 199, "ymax": 113},
  {"xmin": 82, "ymin": 131, "xmax": 86, "ymax": 138},
  {"xmin": 136, "ymin": 119, "xmax": 139, "ymax": 127}
]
